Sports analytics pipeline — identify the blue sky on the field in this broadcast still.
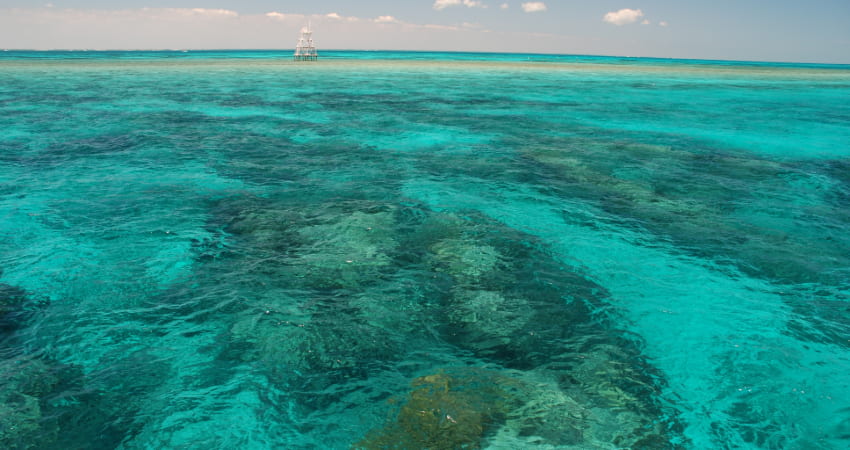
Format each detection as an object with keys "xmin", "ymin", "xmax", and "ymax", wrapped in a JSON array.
[{"xmin": 1, "ymin": 1, "xmax": 848, "ymax": 63}]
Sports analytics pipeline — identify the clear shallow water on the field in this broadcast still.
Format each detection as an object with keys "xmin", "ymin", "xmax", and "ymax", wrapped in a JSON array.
[{"xmin": 0, "ymin": 51, "xmax": 849, "ymax": 449}]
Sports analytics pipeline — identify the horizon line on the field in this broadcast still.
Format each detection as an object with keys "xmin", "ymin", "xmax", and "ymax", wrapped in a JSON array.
[{"xmin": 2, "ymin": 48, "xmax": 849, "ymax": 67}]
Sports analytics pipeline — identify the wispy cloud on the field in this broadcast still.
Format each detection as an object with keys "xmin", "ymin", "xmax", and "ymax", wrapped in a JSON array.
[
  {"xmin": 0, "ymin": 6, "xmax": 574, "ymax": 53},
  {"xmin": 603, "ymin": 8, "xmax": 644, "ymax": 26},
  {"xmin": 521, "ymin": 2, "xmax": 547, "ymax": 13},
  {"xmin": 326, "ymin": 12, "xmax": 359, "ymax": 22},
  {"xmin": 266, "ymin": 12, "xmax": 298, "ymax": 21},
  {"xmin": 659, "ymin": 21, "xmax": 669, "ymax": 27},
  {"xmin": 191, "ymin": 8, "xmax": 238, "ymax": 17},
  {"xmin": 433, "ymin": 0, "xmax": 487, "ymax": 11},
  {"xmin": 150, "ymin": 8, "xmax": 239, "ymax": 19},
  {"xmin": 265, "ymin": 11, "xmax": 358, "ymax": 23},
  {"xmin": 422, "ymin": 23, "xmax": 462, "ymax": 31},
  {"xmin": 374, "ymin": 15, "xmax": 400, "ymax": 24}
]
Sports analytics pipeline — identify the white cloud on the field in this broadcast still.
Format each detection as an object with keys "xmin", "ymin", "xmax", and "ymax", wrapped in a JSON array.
[
  {"xmin": 125, "ymin": 8, "xmax": 241, "ymax": 21},
  {"xmin": 659, "ymin": 21, "xmax": 668, "ymax": 27},
  {"xmin": 267, "ymin": 11, "xmax": 357, "ymax": 23},
  {"xmin": 521, "ymin": 2, "xmax": 547, "ymax": 13},
  {"xmin": 0, "ymin": 6, "xmax": 573, "ymax": 53},
  {"xmin": 265, "ymin": 12, "xmax": 290, "ymax": 21},
  {"xmin": 433, "ymin": 0, "xmax": 457, "ymax": 9},
  {"xmin": 181, "ymin": 8, "xmax": 239, "ymax": 18},
  {"xmin": 374, "ymin": 15, "xmax": 399, "ymax": 23},
  {"xmin": 500, "ymin": 3, "xmax": 509, "ymax": 9},
  {"xmin": 603, "ymin": 8, "xmax": 644, "ymax": 26},
  {"xmin": 422, "ymin": 23, "xmax": 461, "ymax": 31},
  {"xmin": 325, "ymin": 12, "xmax": 359, "ymax": 22},
  {"xmin": 433, "ymin": 0, "xmax": 487, "ymax": 11},
  {"xmin": 114, "ymin": 8, "xmax": 242, "ymax": 22},
  {"xmin": 641, "ymin": 19, "xmax": 650, "ymax": 25}
]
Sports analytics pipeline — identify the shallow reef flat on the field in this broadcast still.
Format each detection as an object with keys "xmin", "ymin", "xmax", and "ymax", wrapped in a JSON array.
[
  {"xmin": 0, "ymin": 52, "xmax": 848, "ymax": 448},
  {"xmin": 3, "ymin": 55, "xmax": 849, "ymax": 82}
]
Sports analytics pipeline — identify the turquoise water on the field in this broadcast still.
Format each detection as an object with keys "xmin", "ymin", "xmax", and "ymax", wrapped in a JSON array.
[{"xmin": 1, "ymin": 51, "xmax": 849, "ymax": 449}]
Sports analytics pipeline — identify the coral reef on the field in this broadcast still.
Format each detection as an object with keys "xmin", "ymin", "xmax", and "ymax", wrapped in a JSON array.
[
  {"xmin": 293, "ymin": 208, "xmax": 398, "ymax": 290},
  {"xmin": 415, "ymin": 215, "xmax": 678, "ymax": 447},
  {"xmin": 356, "ymin": 365, "xmax": 677, "ymax": 449},
  {"xmin": 0, "ymin": 281, "xmax": 43, "ymax": 333},
  {"xmin": 355, "ymin": 368, "xmax": 520, "ymax": 449},
  {"xmin": 0, "ymin": 354, "xmax": 123, "ymax": 450},
  {"xmin": 201, "ymin": 195, "xmax": 680, "ymax": 447},
  {"xmin": 0, "ymin": 356, "xmax": 59, "ymax": 449},
  {"xmin": 0, "ymin": 279, "xmax": 144, "ymax": 450},
  {"xmin": 521, "ymin": 137, "xmax": 850, "ymax": 286},
  {"xmin": 431, "ymin": 239, "xmax": 501, "ymax": 285},
  {"xmin": 214, "ymin": 198, "xmax": 400, "ymax": 291},
  {"xmin": 229, "ymin": 305, "xmax": 399, "ymax": 378}
]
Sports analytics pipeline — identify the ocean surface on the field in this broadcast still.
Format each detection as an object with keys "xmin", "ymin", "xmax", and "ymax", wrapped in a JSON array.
[{"xmin": 1, "ymin": 50, "xmax": 849, "ymax": 449}]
